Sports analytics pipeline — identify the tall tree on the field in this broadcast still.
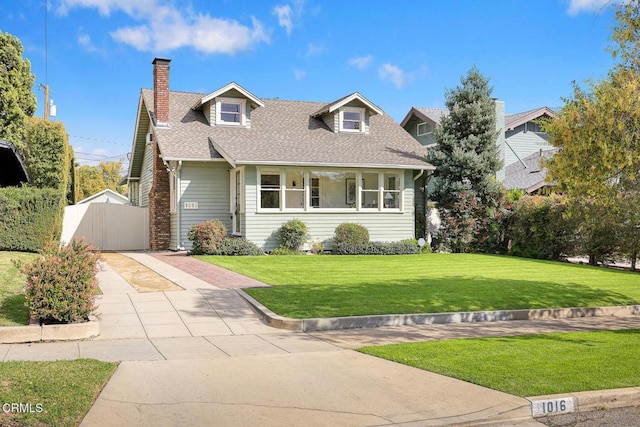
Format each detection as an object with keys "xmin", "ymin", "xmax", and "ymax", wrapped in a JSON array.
[
  {"xmin": 545, "ymin": 2, "xmax": 640, "ymax": 267},
  {"xmin": 75, "ymin": 160, "xmax": 127, "ymax": 201},
  {"xmin": 0, "ymin": 31, "xmax": 37, "ymax": 152},
  {"xmin": 427, "ymin": 66, "xmax": 502, "ymax": 252},
  {"xmin": 98, "ymin": 159, "xmax": 127, "ymax": 195}
]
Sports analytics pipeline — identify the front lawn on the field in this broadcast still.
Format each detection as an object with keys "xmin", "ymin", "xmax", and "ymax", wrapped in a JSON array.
[
  {"xmin": 0, "ymin": 359, "xmax": 117, "ymax": 427},
  {"xmin": 197, "ymin": 253, "xmax": 640, "ymax": 318},
  {"xmin": 0, "ymin": 251, "xmax": 37, "ymax": 326},
  {"xmin": 359, "ymin": 329, "xmax": 640, "ymax": 397}
]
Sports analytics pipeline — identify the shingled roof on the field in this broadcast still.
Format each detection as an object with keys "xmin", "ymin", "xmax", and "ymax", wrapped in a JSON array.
[
  {"xmin": 139, "ymin": 89, "xmax": 432, "ymax": 170},
  {"xmin": 504, "ymin": 149, "xmax": 557, "ymax": 193}
]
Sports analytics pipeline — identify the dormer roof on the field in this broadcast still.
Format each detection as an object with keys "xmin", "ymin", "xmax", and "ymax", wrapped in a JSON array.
[
  {"xmin": 192, "ymin": 82, "xmax": 265, "ymax": 111},
  {"xmin": 400, "ymin": 107, "xmax": 448, "ymax": 128},
  {"xmin": 505, "ymin": 107, "xmax": 557, "ymax": 131},
  {"xmin": 311, "ymin": 92, "xmax": 383, "ymax": 118}
]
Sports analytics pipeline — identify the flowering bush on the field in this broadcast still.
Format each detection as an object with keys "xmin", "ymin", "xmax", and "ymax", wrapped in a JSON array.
[
  {"xmin": 188, "ymin": 219, "xmax": 227, "ymax": 255},
  {"xmin": 19, "ymin": 239, "xmax": 100, "ymax": 323}
]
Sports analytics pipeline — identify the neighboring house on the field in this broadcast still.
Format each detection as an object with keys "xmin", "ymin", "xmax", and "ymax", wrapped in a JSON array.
[
  {"xmin": 400, "ymin": 104, "xmax": 556, "ymax": 182},
  {"xmin": 76, "ymin": 188, "xmax": 129, "ymax": 205},
  {"xmin": 125, "ymin": 58, "xmax": 434, "ymax": 251},
  {"xmin": 504, "ymin": 107, "xmax": 557, "ymax": 169},
  {"xmin": 504, "ymin": 149, "xmax": 557, "ymax": 194},
  {"xmin": 0, "ymin": 139, "xmax": 28, "ymax": 187}
]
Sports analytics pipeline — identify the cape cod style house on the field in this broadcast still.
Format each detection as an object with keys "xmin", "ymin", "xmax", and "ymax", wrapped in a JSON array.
[{"xmin": 125, "ymin": 59, "xmax": 434, "ymax": 251}]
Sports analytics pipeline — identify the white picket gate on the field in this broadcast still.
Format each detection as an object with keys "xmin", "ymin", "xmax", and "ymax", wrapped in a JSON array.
[{"xmin": 61, "ymin": 204, "xmax": 149, "ymax": 251}]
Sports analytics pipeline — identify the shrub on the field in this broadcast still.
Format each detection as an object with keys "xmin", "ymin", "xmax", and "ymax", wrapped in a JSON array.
[
  {"xmin": 19, "ymin": 239, "xmax": 100, "ymax": 323},
  {"xmin": 403, "ymin": 238, "xmax": 432, "ymax": 254},
  {"xmin": 507, "ymin": 194, "xmax": 577, "ymax": 260},
  {"xmin": 269, "ymin": 247, "xmax": 300, "ymax": 256},
  {"xmin": 334, "ymin": 241, "xmax": 418, "ymax": 255},
  {"xmin": 334, "ymin": 223, "xmax": 369, "ymax": 245},
  {"xmin": 214, "ymin": 237, "xmax": 263, "ymax": 256},
  {"xmin": 188, "ymin": 219, "xmax": 227, "ymax": 255},
  {"xmin": 276, "ymin": 219, "xmax": 308, "ymax": 252},
  {"xmin": 310, "ymin": 240, "xmax": 324, "ymax": 254},
  {"xmin": 0, "ymin": 187, "xmax": 64, "ymax": 252}
]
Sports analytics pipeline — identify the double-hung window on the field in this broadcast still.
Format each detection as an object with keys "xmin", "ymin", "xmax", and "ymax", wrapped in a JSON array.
[
  {"xmin": 260, "ymin": 173, "xmax": 280, "ymax": 209},
  {"xmin": 340, "ymin": 107, "xmax": 364, "ymax": 132},
  {"xmin": 216, "ymin": 98, "xmax": 246, "ymax": 125}
]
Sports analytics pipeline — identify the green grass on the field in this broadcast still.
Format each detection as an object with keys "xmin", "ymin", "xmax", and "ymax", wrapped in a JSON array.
[
  {"xmin": 0, "ymin": 359, "xmax": 118, "ymax": 427},
  {"xmin": 359, "ymin": 329, "xmax": 640, "ymax": 397},
  {"xmin": 197, "ymin": 253, "xmax": 640, "ymax": 318},
  {"xmin": 0, "ymin": 251, "xmax": 37, "ymax": 326}
]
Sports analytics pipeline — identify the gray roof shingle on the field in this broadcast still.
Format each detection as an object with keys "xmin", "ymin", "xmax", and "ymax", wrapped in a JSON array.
[
  {"xmin": 504, "ymin": 149, "xmax": 557, "ymax": 192},
  {"xmin": 142, "ymin": 89, "xmax": 433, "ymax": 169}
]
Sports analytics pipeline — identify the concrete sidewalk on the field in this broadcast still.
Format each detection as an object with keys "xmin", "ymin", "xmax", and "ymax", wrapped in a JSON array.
[{"xmin": 5, "ymin": 251, "xmax": 640, "ymax": 426}]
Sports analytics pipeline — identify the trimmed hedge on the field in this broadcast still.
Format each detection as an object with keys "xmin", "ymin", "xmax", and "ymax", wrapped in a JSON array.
[
  {"xmin": 334, "ymin": 240, "xmax": 419, "ymax": 255},
  {"xmin": 334, "ymin": 223, "xmax": 369, "ymax": 245},
  {"xmin": 0, "ymin": 187, "xmax": 64, "ymax": 252},
  {"xmin": 214, "ymin": 237, "xmax": 264, "ymax": 256}
]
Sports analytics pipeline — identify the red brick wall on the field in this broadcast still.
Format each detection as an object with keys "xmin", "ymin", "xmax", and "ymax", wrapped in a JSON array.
[{"xmin": 149, "ymin": 141, "xmax": 170, "ymax": 250}]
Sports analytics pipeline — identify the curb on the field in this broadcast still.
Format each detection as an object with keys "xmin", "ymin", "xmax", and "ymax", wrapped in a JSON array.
[
  {"xmin": 236, "ymin": 291, "xmax": 640, "ymax": 332},
  {"xmin": 527, "ymin": 387, "xmax": 640, "ymax": 418},
  {"xmin": 0, "ymin": 316, "xmax": 100, "ymax": 344}
]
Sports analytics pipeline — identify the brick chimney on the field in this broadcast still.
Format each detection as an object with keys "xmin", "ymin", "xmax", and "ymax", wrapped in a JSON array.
[{"xmin": 152, "ymin": 58, "xmax": 171, "ymax": 126}]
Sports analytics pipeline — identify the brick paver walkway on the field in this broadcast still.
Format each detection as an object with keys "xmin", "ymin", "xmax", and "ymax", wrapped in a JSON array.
[{"xmin": 151, "ymin": 252, "xmax": 269, "ymax": 289}]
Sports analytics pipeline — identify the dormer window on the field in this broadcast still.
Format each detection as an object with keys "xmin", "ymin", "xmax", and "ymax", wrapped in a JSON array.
[
  {"xmin": 216, "ymin": 97, "xmax": 246, "ymax": 126},
  {"xmin": 340, "ymin": 107, "xmax": 365, "ymax": 132},
  {"xmin": 417, "ymin": 122, "xmax": 433, "ymax": 136}
]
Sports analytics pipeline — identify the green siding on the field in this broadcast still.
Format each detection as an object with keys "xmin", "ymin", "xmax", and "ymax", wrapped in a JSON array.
[
  {"xmin": 402, "ymin": 116, "xmax": 436, "ymax": 146},
  {"xmin": 177, "ymin": 162, "xmax": 232, "ymax": 250},
  {"xmin": 140, "ymin": 145, "xmax": 154, "ymax": 208},
  {"xmin": 504, "ymin": 125, "xmax": 552, "ymax": 167}
]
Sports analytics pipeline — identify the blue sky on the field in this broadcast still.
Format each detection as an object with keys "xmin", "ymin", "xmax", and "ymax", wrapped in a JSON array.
[{"xmin": 0, "ymin": 0, "xmax": 623, "ymax": 169}]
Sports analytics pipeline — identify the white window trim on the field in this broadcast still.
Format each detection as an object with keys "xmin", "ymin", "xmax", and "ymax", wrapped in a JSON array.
[
  {"xmin": 417, "ymin": 122, "xmax": 432, "ymax": 136},
  {"xmin": 257, "ymin": 168, "xmax": 283, "ymax": 211},
  {"xmin": 215, "ymin": 97, "xmax": 247, "ymax": 126},
  {"xmin": 256, "ymin": 168, "xmax": 404, "ymax": 213},
  {"xmin": 339, "ymin": 107, "xmax": 365, "ymax": 133}
]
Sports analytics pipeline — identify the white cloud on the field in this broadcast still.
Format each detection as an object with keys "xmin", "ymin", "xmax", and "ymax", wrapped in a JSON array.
[
  {"xmin": 567, "ymin": 0, "xmax": 626, "ymax": 15},
  {"xmin": 58, "ymin": 0, "xmax": 270, "ymax": 55},
  {"xmin": 77, "ymin": 29, "xmax": 98, "ymax": 52},
  {"xmin": 348, "ymin": 55, "xmax": 373, "ymax": 70},
  {"xmin": 293, "ymin": 69, "xmax": 306, "ymax": 80},
  {"xmin": 273, "ymin": 5, "xmax": 293, "ymax": 35},
  {"xmin": 306, "ymin": 42, "xmax": 326, "ymax": 57},
  {"xmin": 378, "ymin": 63, "xmax": 408, "ymax": 89}
]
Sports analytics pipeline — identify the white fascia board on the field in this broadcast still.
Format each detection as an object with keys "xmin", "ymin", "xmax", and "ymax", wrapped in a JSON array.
[
  {"xmin": 235, "ymin": 160, "xmax": 435, "ymax": 170},
  {"xmin": 328, "ymin": 92, "xmax": 384, "ymax": 116},
  {"xmin": 195, "ymin": 82, "xmax": 265, "ymax": 109}
]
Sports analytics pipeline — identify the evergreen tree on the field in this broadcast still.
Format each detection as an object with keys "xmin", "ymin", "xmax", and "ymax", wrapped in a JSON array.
[
  {"xmin": 0, "ymin": 31, "xmax": 37, "ymax": 152},
  {"xmin": 427, "ymin": 66, "xmax": 502, "ymax": 252}
]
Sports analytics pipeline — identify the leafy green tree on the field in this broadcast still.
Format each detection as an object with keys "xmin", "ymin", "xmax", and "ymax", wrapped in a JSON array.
[
  {"xmin": 98, "ymin": 159, "xmax": 127, "ymax": 195},
  {"xmin": 25, "ymin": 118, "xmax": 72, "ymax": 190},
  {"xmin": 76, "ymin": 165, "xmax": 105, "ymax": 201},
  {"xmin": 427, "ymin": 66, "xmax": 503, "ymax": 252},
  {"xmin": 545, "ymin": 2, "xmax": 640, "ymax": 267},
  {"xmin": 0, "ymin": 31, "xmax": 36, "ymax": 152},
  {"xmin": 75, "ymin": 160, "xmax": 127, "ymax": 201}
]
